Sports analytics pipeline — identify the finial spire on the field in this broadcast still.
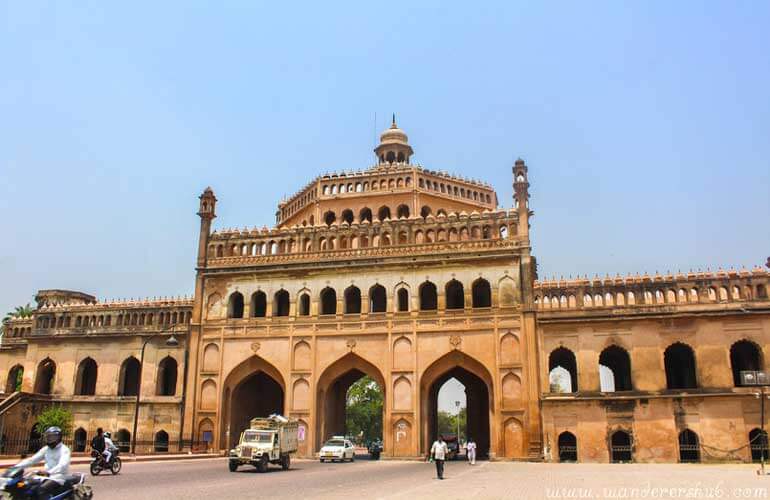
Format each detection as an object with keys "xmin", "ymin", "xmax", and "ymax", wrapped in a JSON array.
[{"xmin": 391, "ymin": 113, "xmax": 396, "ymax": 127}]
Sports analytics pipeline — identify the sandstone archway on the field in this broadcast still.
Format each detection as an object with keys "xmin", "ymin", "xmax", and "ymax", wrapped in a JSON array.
[{"xmin": 420, "ymin": 351, "xmax": 494, "ymax": 458}]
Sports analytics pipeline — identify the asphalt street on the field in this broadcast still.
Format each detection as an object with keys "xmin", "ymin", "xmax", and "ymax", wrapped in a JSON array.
[{"xmin": 74, "ymin": 456, "xmax": 449, "ymax": 500}]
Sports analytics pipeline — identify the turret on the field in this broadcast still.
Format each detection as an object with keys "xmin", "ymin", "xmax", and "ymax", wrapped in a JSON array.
[
  {"xmin": 374, "ymin": 115, "xmax": 414, "ymax": 165},
  {"xmin": 197, "ymin": 187, "xmax": 217, "ymax": 267},
  {"xmin": 513, "ymin": 158, "xmax": 530, "ymax": 238}
]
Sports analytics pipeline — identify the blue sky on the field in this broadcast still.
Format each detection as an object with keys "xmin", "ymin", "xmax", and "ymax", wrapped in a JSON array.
[{"xmin": 2, "ymin": 1, "xmax": 769, "ymax": 321}]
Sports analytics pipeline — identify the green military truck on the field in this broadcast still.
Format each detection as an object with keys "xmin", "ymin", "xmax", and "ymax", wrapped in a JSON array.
[{"xmin": 228, "ymin": 415, "xmax": 299, "ymax": 472}]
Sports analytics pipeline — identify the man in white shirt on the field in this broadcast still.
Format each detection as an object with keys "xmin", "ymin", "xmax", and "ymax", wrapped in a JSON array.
[
  {"xmin": 428, "ymin": 435, "xmax": 449, "ymax": 479},
  {"xmin": 103, "ymin": 431, "xmax": 118, "ymax": 465},
  {"xmin": 466, "ymin": 437, "xmax": 477, "ymax": 465},
  {"xmin": 15, "ymin": 426, "xmax": 71, "ymax": 499}
]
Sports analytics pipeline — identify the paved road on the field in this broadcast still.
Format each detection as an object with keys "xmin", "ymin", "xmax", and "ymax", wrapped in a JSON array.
[{"xmin": 74, "ymin": 457, "xmax": 770, "ymax": 500}]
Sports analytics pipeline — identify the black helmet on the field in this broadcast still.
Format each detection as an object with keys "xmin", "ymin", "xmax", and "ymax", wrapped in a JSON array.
[
  {"xmin": 104, "ymin": 431, "xmax": 111, "ymax": 439},
  {"xmin": 44, "ymin": 426, "xmax": 62, "ymax": 448}
]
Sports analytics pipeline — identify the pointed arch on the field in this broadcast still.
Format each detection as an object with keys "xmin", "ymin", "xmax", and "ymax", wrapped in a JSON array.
[
  {"xmin": 250, "ymin": 291, "xmax": 267, "ymax": 318},
  {"xmin": 369, "ymin": 284, "xmax": 387, "ymax": 313},
  {"xmin": 156, "ymin": 356, "xmax": 178, "ymax": 396},
  {"xmin": 118, "ymin": 356, "xmax": 140, "ymax": 396},
  {"xmin": 273, "ymin": 289, "xmax": 290, "ymax": 317},
  {"xmin": 75, "ymin": 357, "xmax": 97, "ymax": 395},
  {"xmin": 419, "ymin": 281, "xmax": 438, "ymax": 310},
  {"xmin": 393, "ymin": 376, "xmax": 412, "ymax": 410},
  {"xmin": 731, "ymin": 339, "xmax": 763, "ymax": 386},
  {"xmin": 227, "ymin": 292, "xmax": 244, "ymax": 319},
  {"xmin": 664, "ymin": 342, "xmax": 697, "ymax": 389},
  {"xmin": 445, "ymin": 279, "xmax": 465, "ymax": 309},
  {"xmin": 320, "ymin": 287, "xmax": 337, "ymax": 315},
  {"xmin": 344, "ymin": 286, "xmax": 361, "ymax": 314},
  {"xmin": 6, "ymin": 364, "xmax": 23, "ymax": 393},
  {"xmin": 472, "ymin": 278, "xmax": 492, "ymax": 308},
  {"xmin": 34, "ymin": 358, "xmax": 56, "ymax": 395},
  {"xmin": 202, "ymin": 343, "xmax": 220, "ymax": 372}
]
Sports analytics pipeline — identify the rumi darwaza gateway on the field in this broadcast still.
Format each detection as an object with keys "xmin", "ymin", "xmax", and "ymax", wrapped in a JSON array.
[{"xmin": 2, "ymin": 119, "xmax": 769, "ymax": 464}]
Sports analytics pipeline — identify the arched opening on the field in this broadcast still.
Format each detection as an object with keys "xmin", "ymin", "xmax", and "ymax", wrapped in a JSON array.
[
  {"xmin": 156, "ymin": 356, "xmax": 178, "ymax": 396},
  {"xmin": 27, "ymin": 426, "xmax": 41, "ymax": 454},
  {"xmin": 341, "ymin": 209, "xmax": 354, "ymax": 225},
  {"xmin": 320, "ymin": 287, "xmax": 337, "ymax": 315},
  {"xmin": 549, "ymin": 348, "xmax": 578, "ymax": 393},
  {"xmin": 115, "ymin": 429, "xmax": 131, "ymax": 452},
  {"xmin": 397, "ymin": 204, "xmax": 410, "ymax": 219},
  {"xmin": 731, "ymin": 340, "xmax": 763, "ymax": 386},
  {"xmin": 298, "ymin": 293, "xmax": 310, "ymax": 316},
  {"xmin": 397, "ymin": 288, "xmax": 409, "ymax": 312},
  {"xmin": 421, "ymin": 352, "xmax": 492, "ymax": 458},
  {"xmin": 228, "ymin": 292, "xmax": 244, "ymax": 319},
  {"xmin": 359, "ymin": 207, "xmax": 372, "ymax": 223},
  {"xmin": 678, "ymin": 429, "xmax": 700, "ymax": 463},
  {"xmin": 419, "ymin": 282, "xmax": 438, "ymax": 310},
  {"xmin": 599, "ymin": 346, "xmax": 632, "ymax": 391},
  {"xmin": 558, "ymin": 431, "xmax": 578, "ymax": 462},
  {"xmin": 73, "ymin": 428, "xmax": 87, "ymax": 453},
  {"xmin": 664, "ymin": 343, "xmax": 697, "ymax": 389},
  {"xmin": 324, "ymin": 211, "xmax": 336, "ymax": 226},
  {"xmin": 154, "ymin": 430, "xmax": 169, "ymax": 452},
  {"xmin": 344, "ymin": 286, "xmax": 361, "ymax": 314},
  {"xmin": 378, "ymin": 206, "xmax": 391, "ymax": 221},
  {"xmin": 223, "ymin": 356, "xmax": 285, "ymax": 450},
  {"xmin": 445, "ymin": 280, "xmax": 465, "ymax": 310},
  {"xmin": 6, "ymin": 365, "xmax": 23, "ymax": 393},
  {"xmin": 369, "ymin": 285, "xmax": 386, "ymax": 313},
  {"xmin": 420, "ymin": 206, "xmax": 432, "ymax": 218},
  {"xmin": 610, "ymin": 430, "xmax": 633, "ymax": 463},
  {"xmin": 750, "ymin": 428, "xmax": 769, "ymax": 462},
  {"xmin": 75, "ymin": 357, "xmax": 97, "ymax": 396},
  {"xmin": 118, "ymin": 357, "xmax": 140, "ymax": 396},
  {"xmin": 273, "ymin": 290, "xmax": 290, "ymax": 317},
  {"xmin": 34, "ymin": 358, "xmax": 56, "ymax": 394},
  {"xmin": 251, "ymin": 291, "xmax": 267, "ymax": 318},
  {"xmin": 315, "ymin": 353, "xmax": 385, "ymax": 453},
  {"xmin": 471, "ymin": 279, "xmax": 492, "ymax": 308}
]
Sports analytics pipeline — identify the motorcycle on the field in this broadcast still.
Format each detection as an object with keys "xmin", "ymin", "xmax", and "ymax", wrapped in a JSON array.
[
  {"xmin": 0, "ymin": 467, "xmax": 92, "ymax": 499},
  {"xmin": 89, "ymin": 449, "xmax": 122, "ymax": 476}
]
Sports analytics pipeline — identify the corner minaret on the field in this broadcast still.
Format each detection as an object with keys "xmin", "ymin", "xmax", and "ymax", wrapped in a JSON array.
[
  {"xmin": 513, "ymin": 158, "xmax": 530, "ymax": 238},
  {"xmin": 197, "ymin": 187, "xmax": 217, "ymax": 267},
  {"xmin": 374, "ymin": 114, "xmax": 414, "ymax": 165}
]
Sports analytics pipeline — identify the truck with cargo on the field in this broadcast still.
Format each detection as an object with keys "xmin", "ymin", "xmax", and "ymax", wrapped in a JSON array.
[{"xmin": 228, "ymin": 415, "xmax": 299, "ymax": 472}]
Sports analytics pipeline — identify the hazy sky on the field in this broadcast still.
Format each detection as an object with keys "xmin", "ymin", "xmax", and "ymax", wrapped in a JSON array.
[{"xmin": 2, "ymin": 3, "xmax": 768, "ymax": 323}]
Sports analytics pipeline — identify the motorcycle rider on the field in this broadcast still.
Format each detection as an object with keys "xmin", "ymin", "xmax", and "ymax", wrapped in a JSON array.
[
  {"xmin": 14, "ymin": 426, "xmax": 71, "ymax": 499},
  {"xmin": 90, "ymin": 427, "xmax": 106, "ymax": 464},
  {"xmin": 103, "ymin": 431, "xmax": 118, "ymax": 465}
]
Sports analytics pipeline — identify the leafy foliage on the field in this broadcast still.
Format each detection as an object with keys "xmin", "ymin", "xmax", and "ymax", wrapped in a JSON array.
[
  {"xmin": 345, "ymin": 376, "xmax": 383, "ymax": 445},
  {"xmin": 34, "ymin": 406, "xmax": 73, "ymax": 436},
  {"xmin": 437, "ymin": 407, "xmax": 467, "ymax": 441}
]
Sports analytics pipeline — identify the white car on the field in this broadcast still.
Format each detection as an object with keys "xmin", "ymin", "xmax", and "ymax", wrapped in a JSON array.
[{"xmin": 319, "ymin": 438, "xmax": 356, "ymax": 462}]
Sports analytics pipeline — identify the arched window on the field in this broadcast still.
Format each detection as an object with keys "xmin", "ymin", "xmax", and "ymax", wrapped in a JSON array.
[
  {"xmin": 227, "ymin": 292, "xmax": 244, "ymax": 319},
  {"xmin": 419, "ymin": 282, "xmax": 438, "ymax": 310},
  {"xmin": 341, "ymin": 209, "xmax": 354, "ymax": 225},
  {"xmin": 558, "ymin": 431, "xmax": 578, "ymax": 462},
  {"xmin": 758, "ymin": 284, "xmax": 768, "ymax": 299},
  {"xmin": 378, "ymin": 206, "xmax": 391, "ymax": 221},
  {"xmin": 344, "ymin": 286, "xmax": 361, "ymax": 314},
  {"xmin": 251, "ymin": 291, "xmax": 267, "ymax": 318},
  {"xmin": 274, "ymin": 290, "xmax": 290, "ymax": 317},
  {"xmin": 369, "ymin": 285, "xmax": 386, "ymax": 313},
  {"xmin": 73, "ymin": 428, "xmax": 87, "ymax": 452},
  {"xmin": 75, "ymin": 357, "xmax": 97, "ymax": 396},
  {"xmin": 472, "ymin": 279, "xmax": 492, "ymax": 308},
  {"xmin": 118, "ymin": 357, "xmax": 140, "ymax": 396},
  {"xmin": 599, "ymin": 346, "xmax": 632, "ymax": 391},
  {"xmin": 420, "ymin": 206, "xmax": 432, "ymax": 218},
  {"xmin": 549, "ymin": 348, "xmax": 578, "ymax": 393},
  {"xmin": 750, "ymin": 428, "xmax": 769, "ymax": 462},
  {"xmin": 34, "ymin": 359, "xmax": 56, "ymax": 395},
  {"xmin": 678, "ymin": 429, "xmax": 700, "ymax": 463},
  {"xmin": 115, "ymin": 429, "xmax": 131, "ymax": 452},
  {"xmin": 731, "ymin": 340, "xmax": 763, "ymax": 386},
  {"xmin": 154, "ymin": 430, "xmax": 169, "ymax": 452},
  {"xmin": 156, "ymin": 356, "xmax": 178, "ymax": 396},
  {"xmin": 397, "ymin": 288, "xmax": 409, "ymax": 312},
  {"xmin": 664, "ymin": 343, "xmax": 697, "ymax": 389},
  {"xmin": 396, "ymin": 204, "xmax": 410, "ymax": 219},
  {"xmin": 610, "ymin": 430, "xmax": 632, "ymax": 463},
  {"xmin": 324, "ymin": 211, "xmax": 336, "ymax": 226},
  {"xmin": 445, "ymin": 280, "xmax": 464, "ymax": 309},
  {"xmin": 298, "ymin": 293, "xmax": 310, "ymax": 316},
  {"xmin": 320, "ymin": 287, "xmax": 337, "ymax": 315},
  {"xmin": 6, "ymin": 365, "xmax": 23, "ymax": 393},
  {"xmin": 359, "ymin": 207, "xmax": 372, "ymax": 223}
]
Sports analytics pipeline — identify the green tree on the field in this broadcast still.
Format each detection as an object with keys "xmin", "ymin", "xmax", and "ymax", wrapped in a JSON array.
[
  {"xmin": 437, "ymin": 407, "xmax": 467, "ymax": 441},
  {"xmin": 34, "ymin": 406, "xmax": 73, "ymax": 436},
  {"xmin": 345, "ymin": 376, "xmax": 383, "ymax": 445}
]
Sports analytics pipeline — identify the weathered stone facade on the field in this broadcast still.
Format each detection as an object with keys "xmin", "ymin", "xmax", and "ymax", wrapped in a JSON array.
[{"xmin": 2, "ymin": 120, "xmax": 768, "ymax": 462}]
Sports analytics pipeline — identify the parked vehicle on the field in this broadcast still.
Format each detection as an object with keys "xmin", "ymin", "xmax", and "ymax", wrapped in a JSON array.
[
  {"xmin": 319, "ymin": 437, "xmax": 355, "ymax": 462},
  {"xmin": 89, "ymin": 448, "xmax": 122, "ymax": 475},
  {"xmin": 228, "ymin": 414, "xmax": 298, "ymax": 472},
  {"xmin": 367, "ymin": 439, "xmax": 383, "ymax": 460},
  {"xmin": 441, "ymin": 434, "xmax": 460, "ymax": 460},
  {"xmin": 0, "ymin": 467, "xmax": 92, "ymax": 499}
]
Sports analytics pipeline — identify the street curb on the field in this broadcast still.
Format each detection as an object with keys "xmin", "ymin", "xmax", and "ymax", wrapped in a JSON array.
[{"xmin": 0, "ymin": 453, "xmax": 220, "ymax": 470}]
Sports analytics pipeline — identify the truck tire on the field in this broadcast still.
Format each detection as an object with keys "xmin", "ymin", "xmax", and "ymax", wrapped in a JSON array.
[
  {"xmin": 228, "ymin": 461, "xmax": 238, "ymax": 472},
  {"xmin": 257, "ymin": 454, "xmax": 268, "ymax": 473},
  {"xmin": 281, "ymin": 454, "xmax": 290, "ymax": 470}
]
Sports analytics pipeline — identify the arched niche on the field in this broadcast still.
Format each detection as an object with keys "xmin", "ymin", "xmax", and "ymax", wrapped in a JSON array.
[
  {"xmin": 393, "ymin": 337, "xmax": 412, "ymax": 371},
  {"xmin": 501, "ymin": 372, "xmax": 522, "ymax": 408},
  {"xmin": 503, "ymin": 417, "xmax": 524, "ymax": 458},
  {"xmin": 200, "ymin": 379, "xmax": 217, "ymax": 410},
  {"xmin": 202, "ymin": 343, "xmax": 220, "ymax": 373},
  {"xmin": 293, "ymin": 341, "xmax": 311, "ymax": 371},
  {"xmin": 500, "ymin": 332, "xmax": 520, "ymax": 365},
  {"xmin": 393, "ymin": 376, "xmax": 411, "ymax": 410},
  {"xmin": 293, "ymin": 378, "xmax": 310, "ymax": 410}
]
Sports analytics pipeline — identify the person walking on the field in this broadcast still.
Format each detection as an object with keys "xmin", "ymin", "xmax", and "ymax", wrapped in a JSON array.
[
  {"xmin": 466, "ymin": 437, "xmax": 477, "ymax": 465},
  {"xmin": 428, "ymin": 435, "xmax": 449, "ymax": 479}
]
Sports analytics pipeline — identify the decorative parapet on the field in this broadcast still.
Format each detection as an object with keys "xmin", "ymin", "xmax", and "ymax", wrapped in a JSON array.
[{"xmin": 534, "ymin": 267, "xmax": 770, "ymax": 313}]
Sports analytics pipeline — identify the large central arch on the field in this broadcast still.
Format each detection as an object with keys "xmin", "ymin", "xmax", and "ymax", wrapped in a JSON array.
[
  {"xmin": 420, "ymin": 351, "xmax": 494, "ymax": 458},
  {"xmin": 220, "ymin": 355, "xmax": 286, "ymax": 450},
  {"xmin": 315, "ymin": 352, "xmax": 386, "ymax": 452}
]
